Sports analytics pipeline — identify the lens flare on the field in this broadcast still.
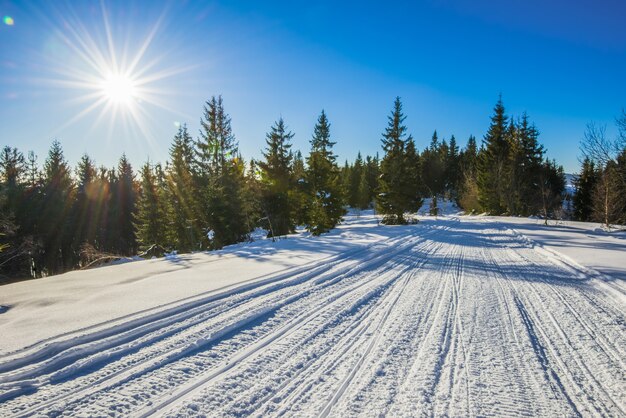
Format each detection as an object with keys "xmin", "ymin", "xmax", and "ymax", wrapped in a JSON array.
[{"xmin": 3, "ymin": 16, "xmax": 14, "ymax": 26}]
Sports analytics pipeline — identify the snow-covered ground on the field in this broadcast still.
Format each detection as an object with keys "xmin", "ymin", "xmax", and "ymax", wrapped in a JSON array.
[{"xmin": 0, "ymin": 211, "xmax": 624, "ymax": 417}]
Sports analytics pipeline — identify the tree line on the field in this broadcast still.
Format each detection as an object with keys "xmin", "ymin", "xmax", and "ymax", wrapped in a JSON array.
[
  {"xmin": 573, "ymin": 114, "xmax": 626, "ymax": 228},
  {"xmin": 1, "ymin": 95, "xmax": 619, "ymax": 279}
]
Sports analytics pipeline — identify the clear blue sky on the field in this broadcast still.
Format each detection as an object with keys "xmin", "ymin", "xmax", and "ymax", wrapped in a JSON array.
[{"xmin": 1, "ymin": 0, "xmax": 625, "ymax": 174}]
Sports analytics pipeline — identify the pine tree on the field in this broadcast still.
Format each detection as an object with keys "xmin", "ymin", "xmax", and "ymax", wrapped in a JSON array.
[
  {"xmin": 340, "ymin": 160, "xmax": 351, "ymax": 204},
  {"xmin": 352, "ymin": 153, "xmax": 365, "ymax": 208},
  {"xmin": 421, "ymin": 131, "xmax": 445, "ymax": 214},
  {"xmin": 197, "ymin": 96, "xmax": 237, "ymax": 176},
  {"xmin": 73, "ymin": 154, "xmax": 98, "ymax": 251},
  {"xmin": 135, "ymin": 162, "xmax": 168, "ymax": 254},
  {"xmin": 377, "ymin": 97, "xmax": 422, "ymax": 223},
  {"xmin": 40, "ymin": 140, "xmax": 75, "ymax": 273},
  {"xmin": 242, "ymin": 159, "xmax": 262, "ymax": 234},
  {"xmin": 504, "ymin": 119, "xmax": 523, "ymax": 215},
  {"xmin": 363, "ymin": 154, "xmax": 380, "ymax": 206},
  {"xmin": 461, "ymin": 135, "xmax": 478, "ymax": 175},
  {"xmin": 477, "ymin": 97, "xmax": 510, "ymax": 214},
  {"xmin": 291, "ymin": 150, "xmax": 308, "ymax": 226},
  {"xmin": 405, "ymin": 138, "xmax": 421, "ymax": 202},
  {"xmin": 197, "ymin": 96, "xmax": 250, "ymax": 247},
  {"xmin": 110, "ymin": 154, "xmax": 137, "ymax": 255},
  {"xmin": 0, "ymin": 147, "xmax": 27, "ymax": 275},
  {"xmin": 305, "ymin": 110, "xmax": 344, "ymax": 235},
  {"xmin": 573, "ymin": 158, "xmax": 598, "ymax": 221},
  {"xmin": 167, "ymin": 124, "xmax": 202, "ymax": 251},
  {"xmin": 446, "ymin": 135, "xmax": 461, "ymax": 198},
  {"xmin": 516, "ymin": 113, "xmax": 544, "ymax": 215},
  {"xmin": 538, "ymin": 159, "xmax": 566, "ymax": 225},
  {"xmin": 258, "ymin": 118, "xmax": 295, "ymax": 237},
  {"xmin": 458, "ymin": 135, "xmax": 481, "ymax": 213},
  {"xmin": 25, "ymin": 151, "xmax": 40, "ymax": 188},
  {"xmin": 615, "ymin": 148, "xmax": 626, "ymax": 223}
]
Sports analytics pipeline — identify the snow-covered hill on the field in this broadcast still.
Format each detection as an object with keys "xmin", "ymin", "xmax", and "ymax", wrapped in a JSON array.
[{"xmin": 0, "ymin": 211, "xmax": 624, "ymax": 416}]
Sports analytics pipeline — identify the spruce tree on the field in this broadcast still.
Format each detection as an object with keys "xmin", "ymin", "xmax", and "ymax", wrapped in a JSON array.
[
  {"xmin": 0, "ymin": 147, "xmax": 27, "ymax": 275},
  {"xmin": 258, "ymin": 118, "xmax": 295, "ymax": 237},
  {"xmin": 516, "ymin": 113, "xmax": 544, "ymax": 215},
  {"xmin": 421, "ymin": 131, "xmax": 445, "ymax": 211},
  {"xmin": 538, "ymin": 159, "xmax": 566, "ymax": 225},
  {"xmin": 458, "ymin": 136, "xmax": 481, "ymax": 213},
  {"xmin": 504, "ymin": 119, "xmax": 523, "ymax": 214},
  {"xmin": 305, "ymin": 110, "xmax": 344, "ymax": 235},
  {"xmin": 291, "ymin": 150, "xmax": 308, "ymax": 226},
  {"xmin": 363, "ymin": 155, "xmax": 380, "ymax": 206},
  {"xmin": 110, "ymin": 154, "xmax": 137, "ymax": 255},
  {"xmin": 135, "ymin": 162, "xmax": 168, "ymax": 254},
  {"xmin": 446, "ymin": 135, "xmax": 461, "ymax": 198},
  {"xmin": 73, "ymin": 154, "xmax": 98, "ymax": 251},
  {"xmin": 347, "ymin": 153, "xmax": 364, "ymax": 208},
  {"xmin": 197, "ymin": 96, "xmax": 249, "ymax": 247},
  {"xmin": 573, "ymin": 158, "xmax": 598, "ymax": 221},
  {"xmin": 40, "ymin": 140, "xmax": 75, "ymax": 273},
  {"xmin": 167, "ymin": 124, "xmax": 202, "ymax": 251},
  {"xmin": 477, "ymin": 97, "xmax": 510, "ymax": 214},
  {"xmin": 377, "ymin": 97, "xmax": 422, "ymax": 223},
  {"xmin": 242, "ymin": 159, "xmax": 262, "ymax": 234}
]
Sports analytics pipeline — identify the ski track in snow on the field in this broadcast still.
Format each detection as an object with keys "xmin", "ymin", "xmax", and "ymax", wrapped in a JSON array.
[{"xmin": 0, "ymin": 216, "xmax": 624, "ymax": 417}]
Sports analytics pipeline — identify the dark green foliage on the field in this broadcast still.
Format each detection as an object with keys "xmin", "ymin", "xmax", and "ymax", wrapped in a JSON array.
[
  {"xmin": 73, "ymin": 154, "xmax": 99, "ymax": 252},
  {"xmin": 446, "ymin": 135, "xmax": 461, "ymax": 199},
  {"xmin": 291, "ymin": 150, "xmax": 309, "ymax": 225},
  {"xmin": 39, "ymin": 141, "xmax": 76, "ymax": 273},
  {"xmin": 573, "ymin": 158, "xmax": 598, "ymax": 221},
  {"xmin": 0, "ymin": 147, "xmax": 31, "ymax": 275},
  {"xmin": 377, "ymin": 97, "xmax": 422, "ymax": 224},
  {"xmin": 305, "ymin": 111, "xmax": 345, "ymax": 235},
  {"xmin": 197, "ymin": 96, "xmax": 250, "ymax": 248},
  {"xmin": 258, "ymin": 118, "xmax": 295, "ymax": 237},
  {"xmin": 421, "ymin": 131, "xmax": 445, "ymax": 208},
  {"xmin": 538, "ymin": 159, "xmax": 566, "ymax": 224},
  {"xmin": 242, "ymin": 159, "xmax": 262, "ymax": 233},
  {"xmin": 166, "ymin": 125, "xmax": 202, "ymax": 251},
  {"xmin": 110, "ymin": 154, "xmax": 137, "ymax": 255},
  {"xmin": 134, "ymin": 162, "xmax": 169, "ymax": 253},
  {"xmin": 361, "ymin": 155, "xmax": 380, "ymax": 208},
  {"xmin": 477, "ymin": 97, "xmax": 510, "ymax": 214},
  {"xmin": 0, "ymin": 95, "xmax": 584, "ymax": 279},
  {"xmin": 504, "ymin": 114, "xmax": 545, "ymax": 215}
]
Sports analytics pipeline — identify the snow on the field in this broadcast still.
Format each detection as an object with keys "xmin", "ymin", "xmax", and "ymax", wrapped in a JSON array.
[{"xmin": 0, "ymin": 210, "xmax": 624, "ymax": 417}]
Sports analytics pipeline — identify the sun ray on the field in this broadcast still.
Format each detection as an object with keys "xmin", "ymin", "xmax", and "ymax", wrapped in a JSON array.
[
  {"xmin": 100, "ymin": 0, "xmax": 118, "ymax": 72},
  {"xmin": 126, "ymin": 11, "xmax": 166, "ymax": 76},
  {"xmin": 54, "ymin": 95, "xmax": 109, "ymax": 133},
  {"xmin": 37, "ymin": 1, "xmax": 193, "ymax": 143}
]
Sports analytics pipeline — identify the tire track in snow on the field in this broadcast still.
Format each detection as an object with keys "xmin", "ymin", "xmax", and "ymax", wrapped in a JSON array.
[
  {"xmin": 8, "ymin": 226, "xmax": 445, "ymax": 417},
  {"xmin": 263, "ymin": 238, "xmax": 451, "ymax": 417},
  {"xmin": 152, "ymin": 230, "xmax": 450, "ymax": 417},
  {"xmin": 0, "ymin": 228, "xmax": 433, "ymax": 416},
  {"xmin": 2, "ymin": 217, "xmax": 623, "ymax": 417},
  {"xmin": 485, "ymin": 224, "xmax": 625, "ymax": 417}
]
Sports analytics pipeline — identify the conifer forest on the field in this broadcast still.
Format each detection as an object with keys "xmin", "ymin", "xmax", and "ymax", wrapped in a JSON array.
[{"xmin": 2, "ymin": 96, "xmax": 624, "ymax": 280}]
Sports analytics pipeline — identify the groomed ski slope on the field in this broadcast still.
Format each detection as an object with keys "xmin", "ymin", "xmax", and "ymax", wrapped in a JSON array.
[{"xmin": 0, "ymin": 212, "xmax": 625, "ymax": 417}]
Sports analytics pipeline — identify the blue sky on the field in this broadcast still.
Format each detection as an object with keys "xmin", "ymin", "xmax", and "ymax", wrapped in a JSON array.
[{"xmin": 1, "ymin": 0, "xmax": 625, "ymax": 173}]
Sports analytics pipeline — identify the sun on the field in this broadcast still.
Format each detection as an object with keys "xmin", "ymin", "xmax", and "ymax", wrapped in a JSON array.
[
  {"xmin": 43, "ymin": 3, "xmax": 193, "ymax": 142},
  {"xmin": 100, "ymin": 73, "xmax": 137, "ymax": 105}
]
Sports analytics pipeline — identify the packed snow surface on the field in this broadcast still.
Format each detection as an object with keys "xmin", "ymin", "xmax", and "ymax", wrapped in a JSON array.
[{"xmin": 0, "ymin": 210, "xmax": 624, "ymax": 417}]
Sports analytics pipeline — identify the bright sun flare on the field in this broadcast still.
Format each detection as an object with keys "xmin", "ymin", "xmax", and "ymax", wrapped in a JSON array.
[
  {"xmin": 100, "ymin": 74, "xmax": 137, "ymax": 105},
  {"xmin": 47, "ymin": 3, "xmax": 190, "ymax": 140}
]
